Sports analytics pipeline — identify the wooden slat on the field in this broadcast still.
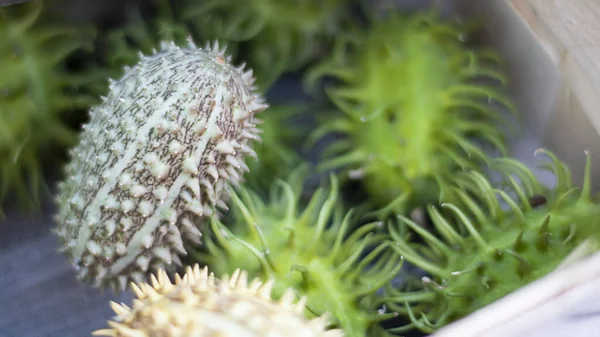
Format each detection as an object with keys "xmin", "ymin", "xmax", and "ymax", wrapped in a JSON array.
[
  {"xmin": 451, "ymin": 0, "xmax": 600, "ymax": 191},
  {"xmin": 527, "ymin": 0, "xmax": 600, "ymax": 134}
]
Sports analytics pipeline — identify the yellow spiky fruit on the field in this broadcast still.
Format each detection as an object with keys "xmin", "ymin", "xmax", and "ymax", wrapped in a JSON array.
[{"xmin": 93, "ymin": 264, "xmax": 344, "ymax": 337}]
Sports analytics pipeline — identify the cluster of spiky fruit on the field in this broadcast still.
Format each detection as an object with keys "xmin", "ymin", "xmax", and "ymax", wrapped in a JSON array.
[
  {"xmin": 305, "ymin": 11, "xmax": 515, "ymax": 219},
  {"xmin": 93, "ymin": 264, "xmax": 343, "ymax": 337},
  {"xmin": 197, "ymin": 165, "xmax": 403, "ymax": 337},
  {"xmin": 383, "ymin": 150, "xmax": 600, "ymax": 332},
  {"xmin": 15, "ymin": 1, "xmax": 596, "ymax": 337},
  {"xmin": 52, "ymin": 39, "xmax": 268, "ymax": 291},
  {"xmin": 0, "ymin": 0, "xmax": 98, "ymax": 214}
]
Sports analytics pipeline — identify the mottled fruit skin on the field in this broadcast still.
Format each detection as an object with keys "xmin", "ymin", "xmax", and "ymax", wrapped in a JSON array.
[
  {"xmin": 53, "ymin": 39, "xmax": 267, "ymax": 292},
  {"xmin": 93, "ymin": 264, "xmax": 343, "ymax": 337},
  {"xmin": 385, "ymin": 150, "xmax": 600, "ymax": 332}
]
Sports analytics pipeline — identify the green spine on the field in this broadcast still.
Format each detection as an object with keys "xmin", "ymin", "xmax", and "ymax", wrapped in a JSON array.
[
  {"xmin": 0, "ymin": 0, "xmax": 98, "ymax": 214},
  {"xmin": 383, "ymin": 150, "xmax": 600, "ymax": 332},
  {"xmin": 194, "ymin": 165, "xmax": 402, "ymax": 337},
  {"xmin": 242, "ymin": 103, "xmax": 305, "ymax": 192},
  {"xmin": 305, "ymin": 11, "xmax": 515, "ymax": 219},
  {"xmin": 180, "ymin": 0, "xmax": 357, "ymax": 91}
]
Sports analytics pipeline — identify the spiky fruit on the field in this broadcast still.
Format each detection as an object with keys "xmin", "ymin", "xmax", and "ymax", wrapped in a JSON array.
[
  {"xmin": 181, "ymin": 0, "xmax": 357, "ymax": 91},
  {"xmin": 383, "ymin": 150, "xmax": 600, "ymax": 332},
  {"xmin": 305, "ymin": 11, "xmax": 515, "ymax": 219},
  {"xmin": 52, "ymin": 39, "xmax": 268, "ymax": 292},
  {"xmin": 197, "ymin": 165, "xmax": 403, "ymax": 337},
  {"xmin": 92, "ymin": 264, "xmax": 343, "ymax": 337},
  {"xmin": 0, "ymin": 0, "xmax": 98, "ymax": 214}
]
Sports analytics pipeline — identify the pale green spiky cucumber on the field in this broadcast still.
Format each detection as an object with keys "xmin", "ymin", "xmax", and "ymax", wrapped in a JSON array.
[
  {"xmin": 304, "ymin": 11, "xmax": 515, "ymax": 220},
  {"xmin": 0, "ymin": 0, "xmax": 98, "ymax": 214},
  {"xmin": 53, "ymin": 40, "xmax": 268, "ymax": 292},
  {"xmin": 195, "ymin": 164, "xmax": 403, "ymax": 337},
  {"xmin": 382, "ymin": 150, "xmax": 600, "ymax": 333},
  {"xmin": 180, "ymin": 0, "xmax": 358, "ymax": 91}
]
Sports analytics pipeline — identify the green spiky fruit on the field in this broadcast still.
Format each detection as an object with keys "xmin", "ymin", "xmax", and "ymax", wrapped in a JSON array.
[
  {"xmin": 305, "ymin": 11, "xmax": 515, "ymax": 219},
  {"xmin": 181, "ymin": 0, "xmax": 357, "ymax": 91},
  {"xmin": 0, "ymin": 0, "xmax": 98, "ymax": 213},
  {"xmin": 383, "ymin": 150, "xmax": 600, "ymax": 333},
  {"xmin": 243, "ymin": 103, "xmax": 304, "ymax": 192},
  {"xmin": 196, "ymin": 165, "xmax": 403, "ymax": 337}
]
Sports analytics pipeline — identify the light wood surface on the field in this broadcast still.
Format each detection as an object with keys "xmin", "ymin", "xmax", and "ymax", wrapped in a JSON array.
[{"xmin": 452, "ymin": 0, "xmax": 600, "ymax": 191}]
